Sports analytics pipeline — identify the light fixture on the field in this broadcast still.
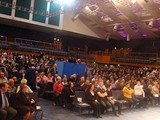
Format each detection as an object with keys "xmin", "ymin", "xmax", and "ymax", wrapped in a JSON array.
[
  {"xmin": 113, "ymin": 24, "xmax": 118, "ymax": 31},
  {"xmin": 105, "ymin": 33, "xmax": 111, "ymax": 41},
  {"xmin": 59, "ymin": 0, "xmax": 75, "ymax": 6},
  {"xmin": 148, "ymin": 20, "xmax": 154, "ymax": 28},
  {"xmin": 131, "ymin": 0, "xmax": 137, "ymax": 4},
  {"xmin": 72, "ymin": 13, "xmax": 79, "ymax": 21},
  {"xmin": 127, "ymin": 34, "xmax": 130, "ymax": 41}
]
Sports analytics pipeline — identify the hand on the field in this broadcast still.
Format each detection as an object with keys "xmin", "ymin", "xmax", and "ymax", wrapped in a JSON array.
[{"xmin": 31, "ymin": 99, "xmax": 35, "ymax": 103}]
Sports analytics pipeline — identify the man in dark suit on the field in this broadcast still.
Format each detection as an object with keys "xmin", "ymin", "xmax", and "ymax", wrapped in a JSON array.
[
  {"xmin": 0, "ymin": 82, "xmax": 17, "ymax": 120},
  {"xmin": 25, "ymin": 64, "xmax": 36, "ymax": 91}
]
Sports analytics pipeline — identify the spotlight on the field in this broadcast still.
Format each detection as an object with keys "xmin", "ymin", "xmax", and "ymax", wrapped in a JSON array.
[
  {"xmin": 72, "ymin": 13, "xmax": 79, "ymax": 21},
  {"xmin": 113, "ymin": 24, "xmax": 118, "ymax": 31},
  {"xmin": 105, "ymin": 33, "xmax": 111, "ymax": 41},
  {"xmin": 148, "ymin": 20, "xmax": 153, "ymax": 28},
  {"xmin": 127, "ymin": 34, "xmax": 130, "ymax": 41},
  {"xmin": 131, "ymin": 0, "xmax": 137, "ymax": 4}
]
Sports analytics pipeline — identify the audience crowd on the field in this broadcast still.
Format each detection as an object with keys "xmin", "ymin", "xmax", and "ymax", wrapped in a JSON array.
[{"xmin": 0, "ymin": 52, "xmax": 160, "ymax": 119}]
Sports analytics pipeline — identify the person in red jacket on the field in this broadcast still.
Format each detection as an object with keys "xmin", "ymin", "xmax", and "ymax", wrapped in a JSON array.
[{"xmin": 53, "ymin": 76, "xmax": 64, "ymax": 106}]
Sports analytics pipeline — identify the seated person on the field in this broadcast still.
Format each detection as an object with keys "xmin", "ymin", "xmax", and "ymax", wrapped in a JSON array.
[
  {"xmin": 66, "ymin": 82, "xmax": 75, "ymax": 108},
  {"xmin": 122, "ymin": 82, "xmax": 139, "ymax": 108},
  {"xmin": 13, "ymin": 84, "xmax": 36, "ymax": 120},
  {"xmin": 97, "ymin": 80, "xmax": 110, "ymax": 114},
  {"xmin": 81, "ymin": 79, "xmax": 90, "ymax": 91},
  {"xmin": 53, "ymin": 76, "xmax": 64, "ymax": 106},
  {"xmin": 145, "ymin": 84, "xmax": 154, "ymax": 105},
  {"xmin": 0, "ymin": 82, "xmax": 17, "ymax": 120},
  {"xmin": 134, "ymin": 81, "xmax": 147, "ymax": 108},
  {"xmin": 86, "ymin": 84, "xmax": 101, "ymax": 118},
  {"xmin": 44, "ymin": 72, "xmax": 53, "ymax": 84},
  {"xmin": 8, "ymin": 79, "xmax": 16, "ymax": 94},
  {"xmin": 16, "ymin": 79, "xmax": 33, "ymax": 93},
  {"xmin": 152, "ymin": 81, "xmax": 160, "ymax": 105},
  {"xmin": 107, "ymin": 84, "xmax": 123, "ymax": 116}
]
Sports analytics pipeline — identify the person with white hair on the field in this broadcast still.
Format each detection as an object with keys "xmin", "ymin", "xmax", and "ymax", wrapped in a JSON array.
[{"xmin": 16, "ymin": 79, "xmax": 33, "ymax": 93}]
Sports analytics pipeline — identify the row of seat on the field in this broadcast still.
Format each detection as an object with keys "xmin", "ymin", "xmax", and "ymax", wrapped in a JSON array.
[{"xmin": 74, "ymin": 90, "xmax": 129, "ymax": 113}]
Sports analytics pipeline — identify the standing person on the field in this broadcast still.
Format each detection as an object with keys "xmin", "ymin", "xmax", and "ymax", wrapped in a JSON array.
[
  {"xmin": 25, "ymin": 64, "xmax": 36, "ymax": 91},
  {"xmin": 0, "ymin": 82, "xmax": 17, "ymax": 120},
  {"xmin": 85, "ymin": 84, "xmax": 101, "ymax": 118}
]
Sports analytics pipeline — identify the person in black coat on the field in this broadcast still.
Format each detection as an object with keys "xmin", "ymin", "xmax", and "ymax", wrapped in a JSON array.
[
  {"xmin": 25, "ymin": 64, "xmax": 36, "ymax": 91},
  {"xmin": 145, "ymin": 84, "xmax": 154, "ymax": 105},
  {"xmin": 85, "ymin": 84, "xmax": 101, "ymax": 118},
  {"xmin": 66, "ymin": 82, "xmax": 75, "ymax": 108},
  {"xmin": 13, "ymin": 84, "xmax": 36, "ymax": 120},
  {"xmin": 0, "ymin": 82, "xmax": 17, "ymax": 120}
]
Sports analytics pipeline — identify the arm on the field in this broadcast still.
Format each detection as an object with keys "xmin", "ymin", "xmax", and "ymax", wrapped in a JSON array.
[{"xmin": 97, "ymin": 91, "xmax": 107, "ymax": 98}]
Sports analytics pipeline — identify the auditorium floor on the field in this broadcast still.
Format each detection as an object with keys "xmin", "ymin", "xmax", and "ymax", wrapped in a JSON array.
[{"xmin": 38, "ymin": 98, "xmax": 160, "ymax": 120}]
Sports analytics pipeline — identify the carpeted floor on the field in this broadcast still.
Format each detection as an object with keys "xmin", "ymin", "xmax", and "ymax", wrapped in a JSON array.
[{"xmin": 38, "ymin": 98, "xmax": 160, "ymax": 120}]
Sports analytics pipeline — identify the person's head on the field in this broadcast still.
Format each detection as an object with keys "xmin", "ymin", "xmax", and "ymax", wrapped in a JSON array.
[
  {"xmin": 21, "ymin": 79, "xmax": 27, "ymax": 84},
  {"xmin": 80, "ymin": 76, "xmax": 85, "ymax": 82},
  {"xmin": 137, "ymin": 81, "xmax": 141, "ymax": 86},
  {"xmin": 47, "ymin": 72, "xmax": 52, "ymax": 77},
  {"xmin": 54, "ymin": 64, "xmax": 57, "ymax": 68},
  {"xmin": 98, "ymin": 81, "xmax": 104, "ymax": 88},
  {"xmin": 63, "ymin": 74, "xmax": 67, "ymax": 78},
  {"xmin": 86, "ymin": 84, "xmax": 95, "ymax": 92},
  {"xmin": 12, "ymin": 76, "xmax": 17, "ymax": 82},
  {"xmin": 154, "ymin": 81, "xmax": 159, "ymax": 87},
  {"xmin": 0, "ymin": 82, "xmax": 9, "ymax": 93},
  {"xmin": 85, "ymin": 79, "xmax": 90, "ymax": 85},
  {"xmin": 148, "ymin": 84, "xmax": 152, "ymax": 90},
  {"xmin": 20, "ymin": 84, "xmax": 28, "ymax": 93},
  {"xmin": 69, "ymin": 82, "xmax": 74, "ymax": 89},
  {"xmin": 126, "ymin": 82, "xmax": 130, "ymax": 88},
  {"xmin": 41, "ymin": 72, "xmax": 45, "ymax": 77},
  {"xmin": 9, "ymin": 79, "xmax": 15, "ymax": 87},
  {"xmin": 57, "ymin": 76, "xmax": 62, "ymax": 83},
  {"xmin": 0, "ymin": 72, "xmax": 5, "ymax": 78}
]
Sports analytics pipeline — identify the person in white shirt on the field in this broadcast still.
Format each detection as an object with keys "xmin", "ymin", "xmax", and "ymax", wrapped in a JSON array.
[{"xmin": 134, "ymin": 81, "xmax": 147, "ymax": 108}]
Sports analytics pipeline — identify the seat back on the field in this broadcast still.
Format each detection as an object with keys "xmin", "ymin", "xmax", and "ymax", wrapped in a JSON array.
[
  {"xmin": 45, "ymin": 82, "xmax": 53, "ymax": 91},
  {"xmin": 75, "ymin": 91, "xmax": 86, "ymax": 103},
  {"xmin": 111, "ymin": 90, "xmax": 123, "ymax": 100}
]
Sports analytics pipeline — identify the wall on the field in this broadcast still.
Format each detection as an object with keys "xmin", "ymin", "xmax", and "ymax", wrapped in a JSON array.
[
  {"xmin": 62, "ymin": 7, "xmax": 100, "ymax": 38},
  {"xmin": 91, "ymin": 54, "xmax": 111, "ymax": 64}
]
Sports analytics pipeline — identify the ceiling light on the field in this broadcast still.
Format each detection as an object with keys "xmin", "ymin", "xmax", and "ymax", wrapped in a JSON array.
[
  {"xmin": 148, "ymin": 20, "xmax": 153, "ymax": 28},
  {"xmin": 131, "ymin": 0, "xmax": 137, "ymax": 4},
  {"xmin": 105, "ymin": 33, "xmax": 111, "ymax": 41},
  {"xmin": 72, "ymin": 13, "xmax": 79, "ymax": 21},
  {"xmin": 127, "ymin": 34, "xmax": 130, "ymax": 41},
  {"xmin": 113, "ymin": 24, "xmax": 118, "ymax": 31}
]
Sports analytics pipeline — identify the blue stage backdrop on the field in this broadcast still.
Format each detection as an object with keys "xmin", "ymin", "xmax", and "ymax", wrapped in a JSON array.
[{"xmin": 55, "ymin": 62, "xmax": 86, "ymax": 78}]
